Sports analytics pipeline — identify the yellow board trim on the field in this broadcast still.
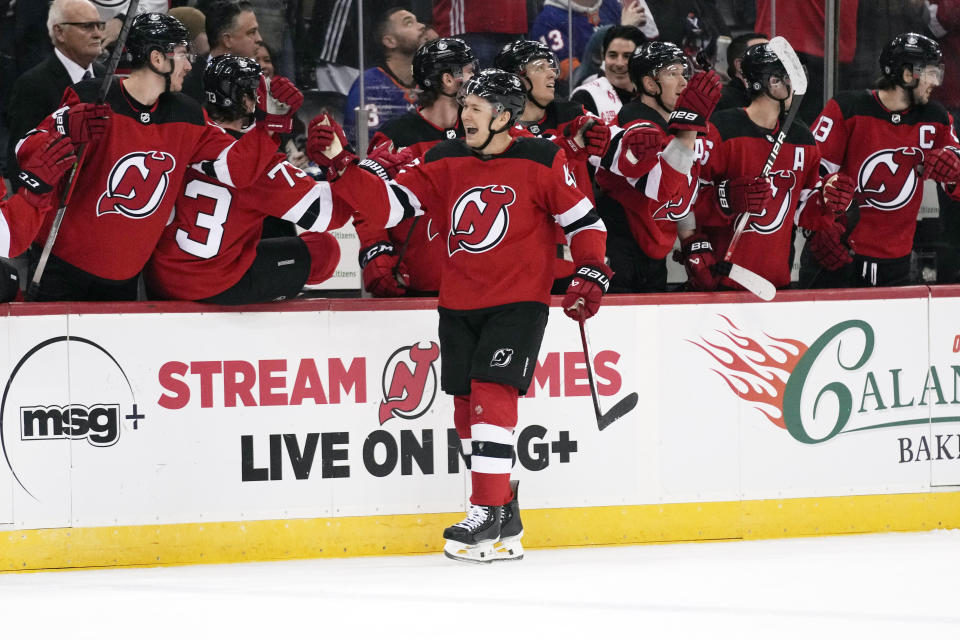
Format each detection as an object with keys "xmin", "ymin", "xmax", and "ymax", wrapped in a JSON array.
[{"xmin": 3, "ymin": 491, "xmax": 959, "ymax": 572}]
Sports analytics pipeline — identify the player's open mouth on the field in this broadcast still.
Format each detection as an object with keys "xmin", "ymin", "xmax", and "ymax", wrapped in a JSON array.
[{"xmin": 466, "ymin": 126, "xmax": 478, "ymax": 135}]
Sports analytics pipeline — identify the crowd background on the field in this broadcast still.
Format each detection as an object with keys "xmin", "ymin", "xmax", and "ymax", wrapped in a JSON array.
[{"xmin": 1, "ymin": 0, "xmax": 958, "ymax": 292}]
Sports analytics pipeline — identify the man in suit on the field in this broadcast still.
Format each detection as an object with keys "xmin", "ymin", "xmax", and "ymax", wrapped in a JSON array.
[
  {"xmin": 181, "ymin": 1, "xmax": 261, "ymax": 103},
  {"xmin": 6, "ymin": 0, "xmax": 105, "ymax": 185}
]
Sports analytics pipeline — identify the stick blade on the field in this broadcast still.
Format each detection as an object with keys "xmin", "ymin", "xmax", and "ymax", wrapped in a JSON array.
[
  {"xmin": 727, "ymin": 263, "xmax": 776, "ymax": 301},
  {"xmin": 768, "ymin": 36, "xmax": 808, "ymax": 96},
  {"xmin": 598, "ymin": 392, "xmax": 639, "ymax": 431}
]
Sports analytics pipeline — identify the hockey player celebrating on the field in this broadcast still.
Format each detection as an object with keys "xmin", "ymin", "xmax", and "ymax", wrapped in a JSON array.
[
  {"xmin": 311, "ymin": 69, "xmax": 610, "ymax": 563},
  {"xmin": 693, "ymin": 42, "xmax": 854, "ymax": 292},
  {"xmin": 16, "ymin": 12, "xmax": 294, "ymax": 301},
  {"xmin": 593, "ymin": 41, "xmax": 721, "ymax": 292},
  {"xmin": 493, "ymin": 39, "xmax": 611, "ymax": 192},
  {"xmin": 803, "ymin": 33, "xmax": 960, "ymax": 288},
  {"xmin": 144, "ymin": 55, "xmax": 365, "ymax": 304},
  {"xmin": 493, "ymin": 39, "xmax": 611, "ymax": 287},
  {"xmin": 355, "ymin": 37, "xmax": 477, "ymax": 297}
]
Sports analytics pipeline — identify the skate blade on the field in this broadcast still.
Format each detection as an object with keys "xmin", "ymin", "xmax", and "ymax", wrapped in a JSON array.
[
  {"xmin": 442, "ymin": 539, "xmax": 497, "ymax": 564},
  {"xmin": 492, "ymin": 532, "xmax": 524, "ymax": 561}
]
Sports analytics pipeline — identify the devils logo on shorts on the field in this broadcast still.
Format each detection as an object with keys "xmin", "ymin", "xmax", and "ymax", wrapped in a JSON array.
[
  {"xmin": 96, "ymin": 151, "xmax": 177, "ymax": 219},
  {"xmin": 858, "ymin": 147, "xmax": 921, "ymax": 211},
  {"xmin": 447, "ymin": 185, "xmax": 515, "ymax": 256}
]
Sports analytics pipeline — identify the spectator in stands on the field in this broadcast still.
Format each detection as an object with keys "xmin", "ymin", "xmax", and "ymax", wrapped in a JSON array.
[
  {"xmin": 432, "ymin": 0, "xmax": 527, "ymax": 67},
  {"xmin": 342, "ymin": 7, "xmax": 426, "ymax": 147},
  {"xmin": 571, "ymin": 25, "xmax": 646, "ymax": 123},
  {"xmin": 6, "ymin": 0, "xmax": 104, "ymax": 185},
  {"xmin": 572, "ymin": 1, "xmax": 657, "ymax": 88},
  {"xmin": 168, "ymin": 7, "xmax": 209, "ymax": 60},
  {"xmin": 530, "ymin": 0, "xmax": 605, "ymax": 87},
  {"xmin": 255, "ymin": 38, "xmax": 275, "ymax": 78},
  {"xmin": 714, "ymin": 32, "xmax": 768, "ymax": 111},
  {"xmin": 182, "ymin": 0, "xmax": 261, "ymax": 103},
  {"xmin": 311, "ymin": 0, "xmax": 416, "ymax": 96}
]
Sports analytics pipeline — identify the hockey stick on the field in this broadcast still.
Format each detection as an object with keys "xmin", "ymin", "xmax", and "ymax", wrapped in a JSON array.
[
  {"xmin": 27, "ymin": 0, "xmax": 140, "ymax": 299},
  {"xmin": 717, "ymin": 36, "xmax": 808, "ymax": 302},
  {"xmin": 578, "ymin": 319, "xmax": 638, "ymax": 431}
]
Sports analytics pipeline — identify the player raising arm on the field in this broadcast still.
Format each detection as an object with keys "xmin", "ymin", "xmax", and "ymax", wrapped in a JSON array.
[
  {"xmin": 16, "ymin": 13, "xmax": 296, "ymax": 301},
  {"xmin": 4, "ymin": 130, "xmax": 76, "ymax": 261},
  {"xmin": 312, "ymin": 70, "xmax": 610, "ymax": 564},
  {"xmin": 693, "ymin": 42, "xmax": 854, "ymax": 292},
  {"xmin": 592, "ymin": 41, "xmax": 721, "ymax": 292},
  {"xmin": 802, "ymin": 33, "xmax": 960, "ymax": 288},
  {"xmin": 145, "ymin": 55, "xmax": 384, "ymax": 304}
]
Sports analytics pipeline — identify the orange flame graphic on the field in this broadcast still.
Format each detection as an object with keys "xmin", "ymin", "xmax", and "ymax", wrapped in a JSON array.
[{"xmin": 690, "ymin": 315, "xmax": 808, "ymax": 429}]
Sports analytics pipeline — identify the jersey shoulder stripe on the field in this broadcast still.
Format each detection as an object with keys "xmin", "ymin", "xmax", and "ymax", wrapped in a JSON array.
[
  {"xmin": 423, "ymin": 137, "xmax": 559, "ymax": 168},
  {"xmin": 835, "ymin": 89, "xmax": 952, "ymax": 127},
  {"xmin": 502, "ymin": 136, "xmax": 560, "ymax": 168},
  {"xmin": 617, "ymin": 100, "xmax": 667, "ymax": 130},
  {"xmin": 710, "ymin": 107, "xmax": 814, "ymax": 146},
  {"xmin": 377, "ymin": 111, "xmax": 456, "ymax": 147},
  {"xmin": 423, "ymin": 139, "xmax": 472, "ymax": 163},
  {"xmin": 74, "ymin": 78, "xmax": 206, "ymax": 127}
]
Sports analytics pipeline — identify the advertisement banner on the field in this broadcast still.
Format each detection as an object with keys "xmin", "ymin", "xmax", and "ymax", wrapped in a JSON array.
[
  {"xmin": 0, "ymin": 305, "xmax": 645, "ymax": 530},
  {"xmin": 1, "ymin": 288, "xmax": 957, "ymax": 535},
  {"xmin": 927, "ymin": 293, "xmax": 960, "ymax": 487},
  {"xmin": 664, "ymin": 296, "xmax": 936, "ymax": 502}
]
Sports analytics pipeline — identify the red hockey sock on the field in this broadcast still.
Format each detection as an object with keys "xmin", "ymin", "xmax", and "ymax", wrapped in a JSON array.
[
  {"xmin": 467, "ymin": 381, "xmax": 518, "ymax": 506},
  {"xmin": 300, "ymin": 232, "xmax": 341, "ymax": 284},
  {"xmin": 453, "ymin": 394, "xmax": 471, "ymax": 468}
]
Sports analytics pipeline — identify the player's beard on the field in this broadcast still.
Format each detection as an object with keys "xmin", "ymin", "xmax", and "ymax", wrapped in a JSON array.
[{"xmin": 911, "ymin": 86, "xmax": 930, "ymax": 105}]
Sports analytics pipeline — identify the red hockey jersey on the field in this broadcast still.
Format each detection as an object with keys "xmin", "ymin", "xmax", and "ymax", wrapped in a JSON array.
[
  {"xmin": 146, "ymin": 149, "xmax": 360, "ymax": 301},
  {"xmin": 353, "ymin": 137, "xmax": 607, "ymax": 310},
  {"xmin": 27, "ymin": 78, "xmax": 278, "ymax": 281},
  {"xmin": 594, "ymin": 100, "xmax": 699, "ymax": 260},
  {"xmin": 812, "ymin": 90, "xmax": 960, "ymax": 260},
  {"xmin": 0, "ymin": 179, "xmax": 48, "ymax": 259},
  {"xmin": 514, "ymin": 99, "xmax": 595, "ymax": 205},
  {"xmin": 697, "ymin": 108, "xmax": 828, "ymax": 289},
  {"xmin": 356, "ymin": 110, "xmax": 464, "ymax": 293}
]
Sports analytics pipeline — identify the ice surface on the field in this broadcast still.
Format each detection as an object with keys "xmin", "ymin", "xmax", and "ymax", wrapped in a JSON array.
[{"xmin": 1, "ymin": 530, "xmax": 957, "ymax": 639}]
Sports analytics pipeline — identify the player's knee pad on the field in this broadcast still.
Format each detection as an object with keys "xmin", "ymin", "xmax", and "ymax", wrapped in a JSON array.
[
  {"xmin": 469, "ymin": 381, "xmax": 518, "ymax": 428},
  {"xmin": 300, "ymin": 232, "xmax": 341, "ymax": 284}
]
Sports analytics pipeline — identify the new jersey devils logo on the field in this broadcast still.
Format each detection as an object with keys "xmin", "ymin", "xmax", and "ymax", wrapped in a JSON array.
[
  {"xmin": 747, "ymin": 170, "xmax": 796, "ymax": 234},
  {"xmin": 448, "ymin": 185, "xmax": 514, "ymax": 256},
  {"xmin": 379, "ymin": 341, "xmax": 440, "ymax": 424},
  {"xmin": 96, "ymin": 151, "xmax": 176, "ymax": 218},
  {"xmin": 651, "ymin": 197, "xmax": 688, "ymax": 222},
  {"xmin": 858, "ymin": 147, "xmax": 921, "ymax": 211}
]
